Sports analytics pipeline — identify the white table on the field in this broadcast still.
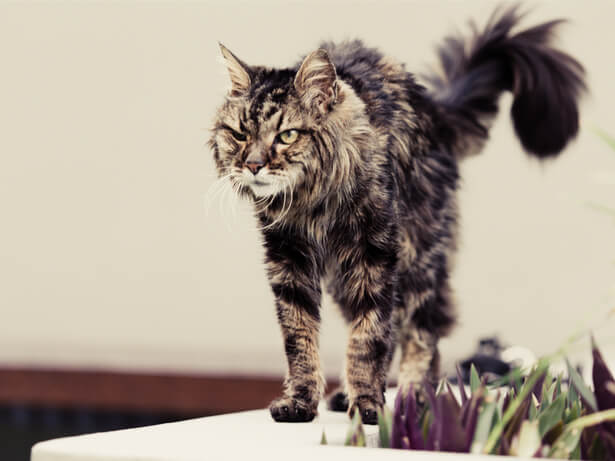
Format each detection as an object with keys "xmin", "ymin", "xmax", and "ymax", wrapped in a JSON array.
[{"xmin": 31, "ymin": 395, "xmax": 524, "ymax": 461}]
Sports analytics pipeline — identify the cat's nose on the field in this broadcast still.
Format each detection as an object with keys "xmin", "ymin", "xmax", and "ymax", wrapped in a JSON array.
[{"xmin": 245, "ymin": 160, "xmax": 265, "ymax": 175}]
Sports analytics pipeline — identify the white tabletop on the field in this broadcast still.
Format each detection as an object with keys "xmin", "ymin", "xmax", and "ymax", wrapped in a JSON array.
[{"xmin": 31, "ymin": 395, "xmax": 526, "ymax": 461}]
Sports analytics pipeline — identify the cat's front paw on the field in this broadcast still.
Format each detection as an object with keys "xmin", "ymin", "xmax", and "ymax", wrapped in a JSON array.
[
  {"xmin": 269, "ymin": 397, "xmax": 317, "ymax": 423},
  {"xmin": 348, "ymin": 395, "xmax": 383, "ymax": 425}
]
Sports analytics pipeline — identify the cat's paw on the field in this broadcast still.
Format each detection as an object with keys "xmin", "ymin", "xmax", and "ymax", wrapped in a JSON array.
[
  {"xmin": 269, "ymin": 397, "xmax": 316, "ymax": 423},
  {"xmin": 327, "ymin": 389, "xmax": 349, "ymax": 412},
  {"xmin": 348, "ymin": 395, "xmax": 382, "ymax": 425}
]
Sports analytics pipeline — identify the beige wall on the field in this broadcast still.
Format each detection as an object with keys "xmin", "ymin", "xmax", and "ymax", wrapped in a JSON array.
[{"xmin": 1, "ymin": 0, "xmax": 614, "ymax": 378}]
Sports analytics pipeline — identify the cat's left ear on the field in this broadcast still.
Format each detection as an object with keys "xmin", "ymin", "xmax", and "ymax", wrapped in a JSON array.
[
  {"xmin": 294, "ymin": 49, "xmax": 337, "ymax": 116},
  {"xmin": 219, "ymin": 43, "xmax": 252, "ymax": 97}
]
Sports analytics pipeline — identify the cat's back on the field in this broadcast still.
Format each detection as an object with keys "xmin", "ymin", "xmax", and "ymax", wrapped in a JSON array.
[{"xmin": 317, "ymin": 40, "xmax": 422, "ymax": 129}]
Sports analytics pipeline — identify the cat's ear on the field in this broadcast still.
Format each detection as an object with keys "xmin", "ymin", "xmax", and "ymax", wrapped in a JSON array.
[
  {"xmin": 219, "ymin": 43, "xmax": 251, "ymax": 97},
  {"xmin": 294, "ymin": 49, "xmax": 337, "ymax": 115}
]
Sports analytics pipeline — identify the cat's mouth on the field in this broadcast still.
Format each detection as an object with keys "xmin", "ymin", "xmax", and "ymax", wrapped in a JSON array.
[
  {"xmin": 235, "ymin": 174, "xmax": 278, "ymax": 198},
  {"xmin": 249, "ymin": 179, "xmax": 281, "ymax": 198},
  {"xmin": 235, "ymin": 168, "xmax": 289, "ymax": 198}
]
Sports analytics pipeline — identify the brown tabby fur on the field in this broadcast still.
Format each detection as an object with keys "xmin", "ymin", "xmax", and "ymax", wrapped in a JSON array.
[{"xmin": 208, "ymin": 7, "xmax": 585, "ymax": 424}]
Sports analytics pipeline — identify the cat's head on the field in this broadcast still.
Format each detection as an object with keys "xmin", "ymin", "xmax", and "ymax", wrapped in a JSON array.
[{"xmin": 209, "ymin": 44, "xmax": 359, "ymax": 204}]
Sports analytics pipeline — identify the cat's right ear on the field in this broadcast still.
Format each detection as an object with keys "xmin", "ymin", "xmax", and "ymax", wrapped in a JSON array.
[
  {"xmin": 294, "ymin": 49, "xmax": 337, "ymax": 116},
  {"xmin": 219, "ymin": 43, "xmax": 251, "ymax": 97}
]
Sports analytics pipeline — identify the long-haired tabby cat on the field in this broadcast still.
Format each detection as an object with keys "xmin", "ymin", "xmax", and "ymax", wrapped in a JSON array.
[{"xmin": 209, "ymin": 6, "xmax": 585, "ymax": 424}]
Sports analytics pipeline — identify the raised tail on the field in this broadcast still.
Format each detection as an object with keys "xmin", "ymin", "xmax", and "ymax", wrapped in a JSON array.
[{"xmin": 424, "ymin": 5, "xmax": 586, "ymax": 158}]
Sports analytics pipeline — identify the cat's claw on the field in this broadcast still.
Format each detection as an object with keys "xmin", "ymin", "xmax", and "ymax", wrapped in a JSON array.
[
  {"xmin": 269, "ymin": 397, "xmax": 316, "ymax": 422},
  {"xmin": 349, "ymin": 396, "xmax": 382, "ymax": 425}
]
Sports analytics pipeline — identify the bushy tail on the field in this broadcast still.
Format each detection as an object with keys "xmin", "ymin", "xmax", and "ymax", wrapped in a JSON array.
[{"xmin": 425, "ymin": 6, "xmax": 586, "ymax": 158}]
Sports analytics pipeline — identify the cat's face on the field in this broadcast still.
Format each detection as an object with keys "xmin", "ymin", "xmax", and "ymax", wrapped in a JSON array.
[{"xmin": 210, "ymin": 45, "xmax": 338, "ymax": 200}]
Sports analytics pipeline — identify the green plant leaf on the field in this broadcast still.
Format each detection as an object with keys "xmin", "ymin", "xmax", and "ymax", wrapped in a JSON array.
[
  {"xmin": 377, "ymin": 406, "xmax": 392, "ymax": 448},
  {"xmin": 541, "ymin": 372, "xmax": 554, "ymax": 406},
  {"xmin": 566, "ymin": 359, "xmax": 598, "ymax": 411},
  {"xmin": 421, "ymin": 407, "xmax": 432, "ymax": 444},
  {"xmin": 571, "ymin": 440, "xmax": 582, "ymax": 460},
  {"xmin": 567, "ymin": 381, "xmax": 578, "ymax": 408},
  {"xmin": 564, "ymin": 408, "xmax": 615, "ymax": 431},
  {"xmin": 471, "ymin": 399, "xmax": 497, "ymax": 454},
  {"xmin": 543, "ymin": 420, "xmax": 565, "ymax": 447},
  {"xmin": 502, "ymin": 397, "xmax": 531, "ymax": 449},
  {"xmin": 555, "ymin": 374, "xmax": 563, "ymax": 400},
  {"xmin": 565, "ymin": 399, "xmax": 581, "ymax": 424},
  {"xmin": 345, "ymin": 408, "xmax": 366, "ymax": 447},
  {"xmin": 513, "ymin": 420, "xmax": 542, "ymax": 457},
  {"xmin": 529, "ymin": 394, "xmax": 539, "ymax": 421},
  {"xmin": 538, "ymin": 393, "xmax": 566, "ymax": 437},
  {"xmin": 489, "ymin": 366, "xmax": 523, "ymax": 390},
  {"xmin": 482, "ymin": 359, "xmax": 549, "ymax": 454},
  {"xmin": 595, "ymin": 127, "xmax": 615, "ymax": 151},
  {"xmin": 549, "ymin": 426, "xmax": 582, "ymax": 459},
  {"xmin": 543, "ymin": 379, "xmax": 557, "ymax": 407},
  {"xmin": 470, "ymin": 363, "xmax": 481, "ymax": 394},
  {"xmin": 587, "ymin": 202, "xmax": 615, "ymax": 218},
  {"xmin": 549, "ymin": 409, "xmax": 615, "ymax": 458}
]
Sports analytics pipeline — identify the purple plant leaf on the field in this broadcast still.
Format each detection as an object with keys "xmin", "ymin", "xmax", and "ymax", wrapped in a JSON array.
[
  {"xmin": 438, "ymin": 391, "xmax": 468, "ymax": 452},
  {"xmin": 592, "ymin": 337, "xmax": 615, "ymax": 449},
  {"xmin": 424, "ymin": 380, "xmax": 439, "ymax": 418},
  {"xmin": 401, "ymin": 436, "xmax": 411, "ymax": 450},
  {"xmin": 445, "ymin": 381, "xmax": 462, "ymax": 413},
  {"xmin": 501, "ymin": 390, "xmax": 511, "ymax": 415},
  {"xmin": 502, "ymin": 398, "xmax": 531, "ymax": 450},
  {"xmin": 498, "ymin": 434, "xmax": 511, "ymax": 456},
  {"xmin": 424, "ymin": 381, "xmax": 440, "ymax": 451},
  {"xmin": 463, "ymin": 389, "xmax": 484, "ymax": 452},
  {"xmin": 461, "ymin": 383, "xmax": 482, "ymax": 424},
  {"xmin": 394, "ymin": 389, "xmax": 404, "ymax": 417},
  {"xmin": 581, "ymin": 425, "xmax": 601, "ymax": 460},
  {"xmin": 428, "ymin": 395, "xmax": 443, "ymax": 451},
  {"xmin": 599, "ymin": 426, "xmax": 615, "ymax": 459},
  {"xmin": 542, "ymin": 420, "xmax": 564, "ymax": 447},
  {"xmin": 592, "ymin": 337, "xmax": 615, "ymax": 412},
  {"xmin": 405, "ymin": 384, "xmax": 424, "ymax": 450},
  {"xmin": 532, "ymin": 445, "xmax": 545, "ymax": 458},
  {"xmin": 456, "ymin": 363, "xmax": 468, "ymax": 405},
  {"xmin": 391, "ymin": 390, "xmax": 407, "ymax": 449},
  {"xmin": 531, "ymin": 372, "xmax": 546, "ymax": 403}
]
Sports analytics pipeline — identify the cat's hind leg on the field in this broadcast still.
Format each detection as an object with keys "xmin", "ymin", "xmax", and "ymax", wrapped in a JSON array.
[{"xmin": 396, "ymin": 277, "xmax": 455, "ymax": 394}]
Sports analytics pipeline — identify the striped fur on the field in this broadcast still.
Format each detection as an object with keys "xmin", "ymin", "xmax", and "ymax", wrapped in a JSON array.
[{"xmin": 208, "ymin": 7, "xmax": 584, "ymax": 424}]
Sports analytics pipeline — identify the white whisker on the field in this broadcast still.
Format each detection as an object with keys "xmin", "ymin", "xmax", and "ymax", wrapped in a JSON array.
[
  {"xmin": 203, "ymin": 173, "xmax": 233, "ymax": 217},
  {"xmin": 258, "ymin": 177, "xmax": 294, "ymax": 231},
  {"xmin": 253, "ymin": 187, "xmax": 277, "ymax": 214}
]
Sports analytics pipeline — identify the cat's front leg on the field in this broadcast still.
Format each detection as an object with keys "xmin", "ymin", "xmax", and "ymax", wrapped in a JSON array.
[
  {"xmin": 345, "ymin": 302, "xmax": 393, "ymax": 425},
  {"xmin": 334, "ymin": 244, "xmax": 397, "ymax": 425},
  {"xmin": 263, "ymin": 229, "xmax": 324, "ymax": 423}
]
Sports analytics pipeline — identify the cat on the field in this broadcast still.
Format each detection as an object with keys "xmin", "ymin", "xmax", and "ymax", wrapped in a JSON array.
[{"xmin": 208, "ymin": 6, "xmax": 585, "ymax": 424}]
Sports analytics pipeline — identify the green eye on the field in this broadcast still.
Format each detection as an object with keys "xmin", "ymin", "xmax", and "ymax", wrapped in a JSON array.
[
  {"xmin": 278, "ymin": 129, "xmax": 299, "ymax": 144},
  {"xmin": 231, "ymin": 130, "xmax": 246, "ymax": 142}
]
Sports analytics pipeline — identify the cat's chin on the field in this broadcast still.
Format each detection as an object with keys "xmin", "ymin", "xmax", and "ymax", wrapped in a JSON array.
[{"xmin": 249, "ymin": 181, "xmax": 282, "ymax": 198}]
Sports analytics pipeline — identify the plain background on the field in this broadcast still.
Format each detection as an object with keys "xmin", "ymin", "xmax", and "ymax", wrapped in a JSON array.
[{"xmin": 1, "ymin": 0, "xmax": 614, "ymax": 380}]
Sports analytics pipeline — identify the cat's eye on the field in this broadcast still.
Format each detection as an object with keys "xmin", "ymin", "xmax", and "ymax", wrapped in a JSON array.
[
  {"xmin": 278, "ymin": 129, "xmax": 299, "ymax": 145},
  {"xmin": 230, "ymin": 130, "xmax": 246, "ymax": 142}
]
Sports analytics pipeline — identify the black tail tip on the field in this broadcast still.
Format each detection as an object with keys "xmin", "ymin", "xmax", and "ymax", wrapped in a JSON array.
[
  {"xmin": 512, "ymin": 89, "xmax": 581, "ymax": 158},
  {"xmin": 508, "ymin": 22, "xmax": 587, "ymax": 158}
]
